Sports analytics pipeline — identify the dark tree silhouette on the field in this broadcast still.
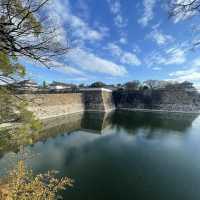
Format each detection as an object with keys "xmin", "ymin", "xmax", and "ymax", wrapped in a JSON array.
[
  {"xmin": 169, "ymin": 0, "xmax": 200, "ymax": 17},
  {"xmin": 169, "ymin": 0, "xmax": 200, "ymax": 47},
  {"xmin": 124, "ymin": 80, "xmax": 141, "ymax": 91},
  {"xmin": 90, "ymin": 81, "xmax": 107, "ymax": 88}
]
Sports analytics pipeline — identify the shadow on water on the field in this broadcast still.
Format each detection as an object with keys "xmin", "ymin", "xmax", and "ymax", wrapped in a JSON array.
[
  {"xmin": 111, "ymin": 110, "xmax": 198, "ymax": 132},
  {"xmin": 0, "ymin": 110, "xmax": 199, "ymax": 157},
  {"xmin": 110, "ymin": 110, "xmax": 199, "ymax": 139},
  {"xmin": 43, "ymin": 110, "xmax": 198, "ymax": 136},
  {"xmin": 1, "ymin": 111, "xmax": 200, "ymax": 200},
  {"xmin": 81, "ymin": 111, "xmax": 114, "ymax": 134}
]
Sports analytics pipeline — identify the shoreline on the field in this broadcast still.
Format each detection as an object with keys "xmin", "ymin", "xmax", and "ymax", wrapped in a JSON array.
[
  {"xmin": 38, "ymin": 111, "xmax": 84, "ymax": 120},
  {"xmin": 1, "ymin": 108, "xmax": 199, "ymax": 131},
  {"xmin": 0, "ymin": 109, "xmax": 113, "ymax": 130},
  {"xmin": 0, "ymin": 111, "xmax": 85, "ymax": 131},
  {"xmin": 118, "ymin": 108, "xmax": 200, "ymax": 114}
]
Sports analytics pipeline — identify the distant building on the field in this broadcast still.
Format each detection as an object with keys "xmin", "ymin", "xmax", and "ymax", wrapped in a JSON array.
[
  {"xmin": 13, "ymin": 80, "xmax": 39, "ymax": 91},
  {"xmin": 48, "ymin": 81, "xmax": 77, "ymax": 91}
]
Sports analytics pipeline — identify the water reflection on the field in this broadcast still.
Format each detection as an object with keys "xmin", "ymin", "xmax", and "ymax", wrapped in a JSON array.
[
  {"xmin": 111, "ymin": 110, "xmax": 198, "ymax": 132},
  {"xmin": 109, "ymin": 111, "xmax": 199, "ymax": 139},
  {"xmin": 81, "ymin": 111, "xmax": 114, "ymax": 134},
  {"xmin": 43, "ymin": 110, "xmax": 198, "ymax": 136},
  {"xmin": 0, "ymin": 111, "xmax": 198, "ymax": 156},
  {"xmin": 0, "ymin": 111, "xmax": 200, "ymax": 200}
]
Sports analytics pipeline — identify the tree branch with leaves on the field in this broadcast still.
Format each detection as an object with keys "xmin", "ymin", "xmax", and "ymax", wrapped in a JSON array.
[
  {"xmin": 0, "ymin": 0, "xmax": 70, "ymax": 124},
  {"xmin": 0, "ymin": 0, "xmax": 73, "ymax": 199}
]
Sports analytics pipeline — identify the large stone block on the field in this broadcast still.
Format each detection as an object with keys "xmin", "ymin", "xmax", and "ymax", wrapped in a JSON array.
[{"xmin": 82, "ymin": 88, "xmax": 115, "ymax": 112}]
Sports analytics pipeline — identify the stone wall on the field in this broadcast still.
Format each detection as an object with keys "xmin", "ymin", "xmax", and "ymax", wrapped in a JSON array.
[
  {"xmin": 102, "ymin": 90, "xmax": 116, "ymax": 111},
  {"xmin": 113, "ymin": 89, "xmax": 200, "ymax": 112},
  {"xmin": 23, "ymin": 93, "xmax": 85, "ymax": 119},
  {"xmin": 83, "ymin": 88, "xmax": 115, "ymax": 112},
  {"xmin": 22, "ymin": 89, "xmax": 115, "ymax": 119},
  {"xmin": 83, "ymin": 90, "xmax": 105, "ymax": 111},
  {"xmin": 20, "ymin": 87, "xmax": 200, "ymax": 120}
]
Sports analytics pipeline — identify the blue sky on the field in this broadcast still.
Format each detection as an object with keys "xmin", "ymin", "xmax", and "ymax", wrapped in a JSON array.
[{"xmin": 25, "ymin": 0, "xmax": 200, "ymax": 86}]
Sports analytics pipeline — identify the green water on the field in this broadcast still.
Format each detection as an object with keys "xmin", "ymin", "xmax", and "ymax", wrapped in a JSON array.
[{"xmin": 1, "ymin": 110, "xmax": 200, "ymax": 200}]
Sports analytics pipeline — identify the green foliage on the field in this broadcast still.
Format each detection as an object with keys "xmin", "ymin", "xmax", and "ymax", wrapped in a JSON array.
[
  {"xmin": 1, "ymin": 0, "xmax": 42, "ymax": 36},
  {"xmin": 0, "ymin": 92, "xmax": 43, "ymax": 150},
  {"xmin": 90, "ymin": 81, "xmax": 106, "ymax": 88},
  {"xmin": 0, "ymin": 51, "xmax": 26, "ymax": 77},
  {"xmin": 0, "ymin": 87, "xmax": 18, "ymax": 124},
  {"xmin": 0, "ymin": 1, "xmax": 73, "ymax": 199},
  {"xmin": 14, "ymin": 0, "xmax": 42, "ymax": 35},
  {"xmin": 42, "ymin": 81, "xmax": 47, "ymax": 88},
  {"xmin": 13, "ymin": 101, "xmax": 43, "ymax": 145}
]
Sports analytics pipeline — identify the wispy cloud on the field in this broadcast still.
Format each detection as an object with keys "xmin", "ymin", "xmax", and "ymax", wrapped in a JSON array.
[
  {"xmin": 169, "ymin": 58, "xmax": 200, "ymax": 82},
  {"xmin": 165, "ymin": 47, "xmax": 186, "ymax": 64},
  {"xmin": 107, "ymin": 0, "xmax": 127, "ymax": 28},
  {"xmin": 106, "ymin": 43, "xmax": 141, "ymax": 66},
  {"xmin": 145, "ymin": 46, "xmax": 187, "ymax": 67},
  {"xmin": 169, "ymin": 69, "xmax": 200, "ymax": 82},
  {"xmin": 75, "ymin": 0, "xmax": 90, "ymax": 21},
  {"xmin": 48, "ymin": 60, "xmax": 87, "ymax": 77},
  {"xmin": 152, "ymin": 67, "xmax": 162, "ymax": 70},
  {"xmin": 45, "ymin": 0, "xmax": 104, "ymax": 45},
  {"xmin": 107, "ymin": 43, "xmax": 122, "ymax": 56},
  {"xmin": 138, "ymin": 0, "xmax": 156, "ymax": 27},
  {"xmin": 119, "ymin": 37, "xmax": 127, "ymax": 44},
  {"xmin": 121, "ymin": 52, "xmax": 141, "ymax": 66},
  {"xmin": 147, "ymin": 28, "xmax": 174, "ymax": 45}
]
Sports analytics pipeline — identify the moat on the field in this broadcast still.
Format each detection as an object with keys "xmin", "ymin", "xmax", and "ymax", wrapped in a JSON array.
[{"xmin": 1, "ymin": 110, "xmax": 200, "ymax": 200}]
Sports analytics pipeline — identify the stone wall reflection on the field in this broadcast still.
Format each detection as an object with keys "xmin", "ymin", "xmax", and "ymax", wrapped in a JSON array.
[
  {"xmin": 0, "ymin": 111, "xmax": 199, "ymax": 157},
  {"xmin": 111, "ymin": 110, "xmax": 199, "ymax": 133},
  {"xmin": 0, "ymin": 111, "xmax": 114, "ymax": 156}
]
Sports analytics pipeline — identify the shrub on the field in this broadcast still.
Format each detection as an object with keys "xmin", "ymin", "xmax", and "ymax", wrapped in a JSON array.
[{"xmin": 0, "ymin": 160, "xmax": 73, "ymax": 200}]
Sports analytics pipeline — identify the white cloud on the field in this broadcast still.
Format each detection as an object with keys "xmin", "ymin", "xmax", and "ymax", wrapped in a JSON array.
[
  {"xmin": 165, "ymin": 47, "xmax": 186, "ymax": 64},
  {"xmin": 97, "ymin": 26, "xmax": 110, "ymax": 37},
  {"xmin": 106, "ymin": 43, "xmax": 141, "ymax": 66},
  {"xmin": 70, "ymin": 15, "xmax": 103, "ymax": 41},
  {"xmin": 192, "ymin": 58, "xmax": 200, "ymax": 67},
  {"xmin": 152, "ymin": 67, "xmax": 162, "ymax": 70},
  {"xmin": 109, "ymin": 0, "xmax": 121, "ymax": 13},
  {"xmin": 119, "ymin": 37, "xmax": 127, "ymax": 44},
  {"xmin": 107, "ymin": 43, "xmax": 122, "ymax": 57},
  {"xmin": 138, "ymin": 0, "xmax": 156, "ymax": 27},
  {"xmin": 107, "ymin": 0, "xmax": 127, "ymax": 28},
  {"xmin": 45, "ymin": 0, "xmax": 104, "ymax": 44},
  {"xmin": 147, "ymin": 29, "xmax": 174, "ymax": 45},
  {"xmin": 67, "ymin": 48, "xmax": 127, "ymax": 76},
  {"xmin": 75, "ymin": 0, "xmax": 90, "ymax": 21},
  {"xmin": 169, "ymin": 69, "xmax": 200, "ymax": 82},
  {"xmin": 40, "ymin": 1, "xmax": 127, "ymax": 79},
  {"xmin": 121, "ymin": 52, "xmax": 141, "ymax": 66},
  {"xmin": 132, "ymin": 44, "xmax": 141, "ymax": 53},
  {"xmin": 169, "ymin": 58, "xmax": 200, "ymax": 82},
  {"xmin": 48, "ymin": 61, "xmax": 86, "ymax": 77},
  {"xmin": 146, "ymin": 46, "xmax": 187, "ymax": 67}
]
